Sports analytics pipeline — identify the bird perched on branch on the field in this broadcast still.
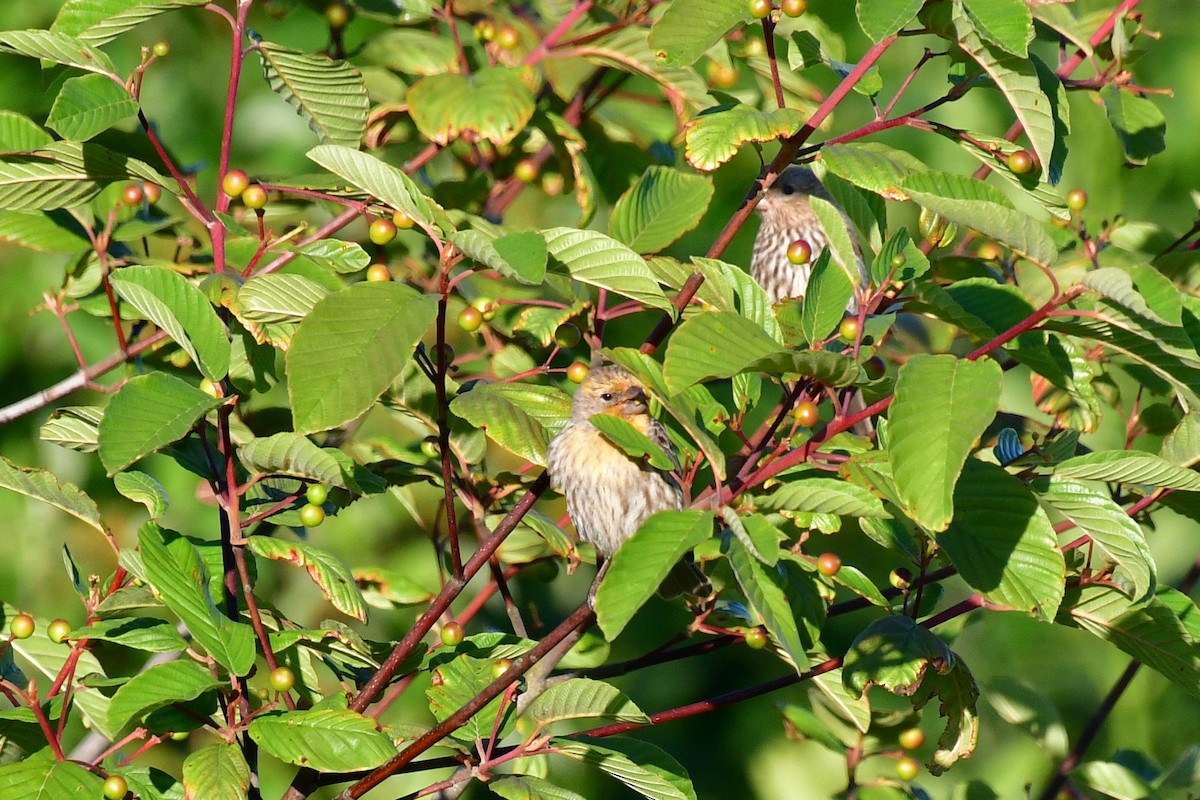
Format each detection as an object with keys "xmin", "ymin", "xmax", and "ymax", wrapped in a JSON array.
[
  {"xmin": 548, "ymin": 366, "xmax": 681, "ymax": 556},
  {"xmin": 750, "ymin": 165, "xmax": 867, "ymax": 309},
  {"xmin": 547, "ymin": 365, "xmax": 707, "ymax": 595}
]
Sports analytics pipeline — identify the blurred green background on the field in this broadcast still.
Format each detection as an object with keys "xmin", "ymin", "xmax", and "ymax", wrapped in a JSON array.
[{"xmin": 2, "ymin": 1, "xmax": 1199, "ymax": 798}]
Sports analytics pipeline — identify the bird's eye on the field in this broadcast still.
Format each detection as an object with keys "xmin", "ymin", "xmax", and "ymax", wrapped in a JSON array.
[
  {"xmin": 781, "ymin": 184, "xmax": 795, "ymax": 195},
  {"xmin": 600, "ymin": 392, "xmax": 613, "ymax": 402}
]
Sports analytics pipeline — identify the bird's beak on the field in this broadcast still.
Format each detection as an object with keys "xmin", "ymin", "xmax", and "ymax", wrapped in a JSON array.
[{"xmin": 620, "ymin": 385, "xmax": 649, "ymax": 415}]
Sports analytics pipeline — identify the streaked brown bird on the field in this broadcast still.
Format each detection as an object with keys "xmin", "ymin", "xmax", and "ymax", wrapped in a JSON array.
[
  {"xmin": 750, "ymin": 165, "xmax": 867, "ymax": 309},
  {"xmin": 547, "ymin": 365, "xmax": 682, "ymax": 557}
]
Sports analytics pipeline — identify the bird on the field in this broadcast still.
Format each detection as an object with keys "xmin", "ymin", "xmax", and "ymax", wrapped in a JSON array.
[
  {"xmin": 546, "ymin": 365, "xmax": 707, "ymax": 595},
  {"xmin": 750, "ymin": 165, "xmax": 867, "ymax": 309},
  {"xmin": 750, "ymin": 165, "xmax": 875, "ymax": 435}
]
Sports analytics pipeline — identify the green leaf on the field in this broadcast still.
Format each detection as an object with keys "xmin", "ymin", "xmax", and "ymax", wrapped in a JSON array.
[
  {"xmin": 937, "ymin": 461, "xmax": 1064, "ymax": 620},
  {"xmin": 232, "ymin": 273, "xmax": 330, "ymax": 348},
  {"xmin": 855, "ymin": 0, "xmax": 923, "ymax": 41},
  {"xmin": 427, "ymin": 649, "xmax": 523, "ymax": 743},
  {"xmin": 137, "ymin": 524, "xmax": 256, "ymax": 675},
  {"xmin": 450, "ymin": 382, "xmax": 571, "ymax": 467},
  {"xmin": 684, "ymin": 104, "xmax": 806, "ymax": 172},
  {"xmin": 553, "ymin": 736, "xmax": 697, "ymax": 800},
  {"xmin": 0, "ymin": 29, "xmax": 115, "ymax": 74},
  {"xmin": 662, "ymin": 311, "xmax": 783, "ymax": 394},
  {"xmin": 0, "ymin": 751, "xmax": 104, "ymax": 798},
  {"xmin": 900, "ymin": 171, "xmax": 1057, "ymax": 265},
  {"xmin": 307, "ymin": 144, "xmax": 446, "ymax": 232},
  {"xmin": 842, "ymin": 614, "xmax": 955, "ymax": 696},
  {"xmin": 595, "ymin": 511, "xmax": 714, "ymax": 640},
  {"xmin": 0, "ymin": 110, "xmax": 54, "ymax": 150},
  {"xmin": 527, "ymin": 678, "xmax": 649, "ymax": 726},
  {"xmin": 1034, "ymin": 477, "xmax": 1154, "ymax": 601},
  {"xmin": 800, "ymin": 250, "xmax": 855, "ymax": 345},
  {"xmin": 258, "ymin": 41, "xmax": 367, "ymax": 148},
  {"xmin": 1058, "ymin": 586, "xmax": 1200, "ymax": 698},
  {"xmin": 1071, "ymin": 761, "xmax": 1153, "ymax": 800},
  {"xmin": 0, "ymin": 141, "xmax": 169, "ymax": 211},
  {"xmin": 726, "ymin": 537, "xmax": 809, "ymax": 671},
  {"xmin": 543, "ymin": 227, "xmax": 670, "ymax": 311},
  {"xmin": 756, "ymin": 476, "xmax": 890, "ymax": 518},
  {"xmin": 249, "ymin": 708, "xmax": 393, "ymax": 771},
  {"xmin": 108, "ymin": 660, "xmax": 220, "ymax": 733},
  {"xmin": 963, "ymin": 0, "xmax": 1032, "ymax": 56},
  {"xmin": 113, "ymin": 470, "xmax": 168, "ymax": 518},
  {"xmin": 287, "ymin": 282, "xmax": 438, "ymax": 434},
  {"xmin": 71, "ymin": 617, "xmax": 187, "ymax": 653},
  {"xmin": 291, "ymin": 238, "xmax": 372, "ymax": 274},
  {"xmin": 1054, "ymin": 450, "xmax": 1200, "ymax": 492},
  {"xmin": 46, "ymin": 73, "xmax": 137, "ymax": 141},
  {"xmin": 887, "ymin": 354, "xmax": 1002, "ymax": 531},
  {"xmin": 1082, "ymin": 267, "xmax": 1177, "ymax": 327},
  {"xmin": 609, "ymin": 167, "xmax": 713, "ymax": 255},
  {"xmin": 97, "ymin": 374, "xmax": 221, "ymax": 475},
  {"xmin": 450, "ymin": 228, "xmax": 547, "ymax": 285},
  {"xmin": 1161, "ymin": 413, "xmax": 1200, "ymax": 469},
  {"xmin": 985, "ymin": 676, "xmax": 1069, "ymax": 760},
  {"xmin": 490, "ymin": 776, "xmax": 588, "ymax": 800},
  {"xmin": 238, "ymin": 432, "xmax": 357, "ymax": 491},
  {"xmin": 408, "ymin": 67, "xmax": 535, "ymax": 147},
  {"xmin": 52, "ymin": 0, "xmax": 209, "ymax": 45},
  {"xmin": 1101, "ymin": 84, "xmax": 1166, "ymax": 167},
  {"xmin": 359, "ymin": 28, "xmax": 456, "ymax": 75},
  {"xmin": 0, "ymin": 209, "xmax": 89, "ymax": 253},
  {"xmin": 0, "ymin": 454, "xmax": 103, "ymax": 532},
  {"xmin": 689, "ymin": 256, "xmax": 781, "ymax": 341},
  {"xmin": 952, "ymin": 2, "xmax": 1061, "ymax": 182},
  {"xmin": 821, "ymin": 142, "xmax": 928, "ymax": 199},
  {"xmin": 588, "ymin": 414, "xmax": 676, "ymax": 471},
  {"xmin": 916, "ymin": 659, "xmax": 980, "ymax": 774},
  {"xmin": 110, "ymin": 266, "xmax": 231, "ymax": 380},
  {"xmin": 182, "ymin": 744, "xmax": 250, "ymax": 800},
  {"xmin": 246, "ymin": 537, "xmax": 368, "ymax": 622},
  {"xmin": 647, "ymin": 0, "xmax": 751, "ymax": 67}
]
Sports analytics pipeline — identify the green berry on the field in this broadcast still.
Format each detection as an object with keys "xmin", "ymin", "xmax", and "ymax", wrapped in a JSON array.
[
  {"xmin": 553, "ymin": 323, "xmax": 581, "ymax": 348},
  {"xmin": 458, "ymin": 307, "xmax": 484, "ymax": 332},
  {"xmin": 305, "ymin": 484, "xmax": 329, "ymax": 506},
  {"xmin": 786, "ymin": 239, "xmax": 812, "ymax": 265},
  {"xmin": 899, "ymin": 727, "xmax": 926, "ymax": 751},
  {"xmin": 1007, "ymin": 149, "xmax": 1035, "ymax": 175},
  {"xmin": 151, "ymin": 41, "xmax": 170, "ymax": 58},
  {"xmin": 102, "ymin": 775, "xmax": 128, "ymax": 800},
  {"xmin": 9, "ymin": 613, "xmax": 34, "ymax": 639},
  {"xmin": 47, "ymin": 618, "xmax": 72, "ymax": 644},
  {"xmin": 269, "ymin": 666, "xmax": 295, "ymax": 692},
  {"xmin": 221, "ymin": 169, "xmax": 249, "ymax": 198},
  {"xmin": 440, "ymin": 621, "xmax": 464, "ymax": 646},
  {"xmin": 1066, "ymin": 188, "xmax": 1088, "ymax": 212},
  {"xmin": 298, "ymin": 503, "xmax": 325, "ymax": 528},
  {"xmin": 369, "ymin": 217, "xmax": 397, "ymax": 245},
  {"xmin": 748, "ymin": 0, "xmax": 772, "ymax": 19},
  {"xmin": 241, "ymin": 184, "xmax": 268, "ymax": 209},
  {"xmin": 744, "ymin": 627, "xmax": 769, "ymax": 649},
  {"xmin": 896, "ymin": 756, "xmax": 920, "ymax": 781}
]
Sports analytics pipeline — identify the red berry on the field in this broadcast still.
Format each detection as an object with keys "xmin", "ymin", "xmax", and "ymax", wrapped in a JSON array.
[
  {"xmin": 458, "ymin": 307, "xmax": 483, "ymax": 331},
  {"xmin": 786, "ymin": 239, "xmax": 812, "ymax": 265},
  {"xmin": 793, "ymin": 401, "xmax": 819, "ymax": 427},
  {"xmin": 816, "ymin": 552, "xmax": 841, "ymax": 576},
  {"xmin": 369, "ymin": 217, "xmax": 397, "ymax": 245},
  {"xmin": 222, "ymin": 169, "xmax": 249, "ymax": 198},
  {"xmin": 748, "ymin": 0, "xmax": 772, "ymax": 19},
  {"xmin": 1007, "ymin": 149, "xmax": 1035, "ymax": 175},
  {"xmin": 121, "ymin": 183, "xmax": 144, "ymax": 206},
  {"xmin": 440, "ymin": 621, "xmax": 464, "ymax": 646},
  {"xmin": 142, "ymin": 182, "xmax": 161, "ymax": 204},
  {"xmin": 899, "ymin": 727, "xmax": 926, "ymax": 751}
]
